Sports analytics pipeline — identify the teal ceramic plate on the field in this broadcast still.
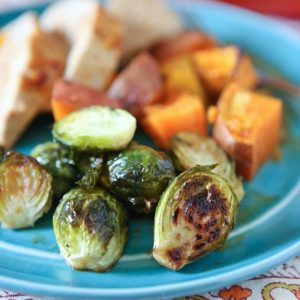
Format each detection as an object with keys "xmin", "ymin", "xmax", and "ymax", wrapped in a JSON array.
[{"xmin": 1, "ymin": 1, "xmax": 300, "ymax": 299}]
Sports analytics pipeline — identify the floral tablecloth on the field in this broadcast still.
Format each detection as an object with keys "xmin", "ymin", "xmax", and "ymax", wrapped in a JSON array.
[
  {"xmin": 2, "ymin": 256, "xmax": 300, "ymax": 299},
  {"xmin": 1, "ymin": 1, "xmax": 300, "ymax": 300}
]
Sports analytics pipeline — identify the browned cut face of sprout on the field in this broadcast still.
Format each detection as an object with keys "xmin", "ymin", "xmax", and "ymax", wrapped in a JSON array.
[{"xmin": 153, "ymin": 165, "xmax": 238, "ymax": 270}]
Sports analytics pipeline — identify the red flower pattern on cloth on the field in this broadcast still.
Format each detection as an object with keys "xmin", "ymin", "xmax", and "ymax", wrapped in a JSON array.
[
  {"xmin": 218, "ymin": 285, "xmax": 252, "ymax": 300},
  {"xmin": 0, "ymin": 290, "xmax": 40, "ymax": 300},
  {"xmin": 294, "ymin": 289, "xmax": 300, "ymax": 299}
]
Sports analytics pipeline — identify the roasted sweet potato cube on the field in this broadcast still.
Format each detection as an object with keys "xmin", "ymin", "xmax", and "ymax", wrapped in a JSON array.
[
  {"xmin": 142, "ymin": 93, "xmax": 207, "ymax": 149},
  {"xmin": 152, "ymin": 31, "xmax": 216, "ymax": 62},
  {"xmin": 213, "ymin": 83, "xmax": 282, "ymax": 180},
  {"xmin": 107, "ymin": 52, "xmax": 162, "ymax": 117},
  {"xmin": 193, "ymin": 46, "xmax": 258, "ymax": 97},
  {"xmin": 161, "ymin": 55, "xmax": 206, "ymax": 102},
  {"xmin": 51, "ymin": 79, "xmax": 120, "ymax": 121}
]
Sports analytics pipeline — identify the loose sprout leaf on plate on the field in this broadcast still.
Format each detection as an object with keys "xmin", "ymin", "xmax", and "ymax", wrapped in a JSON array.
[
  {"xmin": 53, "ymin": 187, "xmax": 128, "ymax": 272},
  {"xmin": 170, "ymin": 132, "xmax": 244, "ymax": 201},
  {"xmin": 153, "ymin": 165, "xmax": 238, "ymax": 270},
  {"xmin": 0, "ymin": 152, "xmax": 52, "ymax": 229},
  {"xmin": 101, "ymin": 143, "xmax": 175, "ymax": 214},
  {"xmin": 53, "ymin": 106, "xmax": 137, "ymax": 152}
]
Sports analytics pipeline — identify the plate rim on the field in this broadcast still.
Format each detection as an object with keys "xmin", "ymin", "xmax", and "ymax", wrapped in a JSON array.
[{"xmin": 1, "ymin": 238, "xmax": 300, "ymax": 299}]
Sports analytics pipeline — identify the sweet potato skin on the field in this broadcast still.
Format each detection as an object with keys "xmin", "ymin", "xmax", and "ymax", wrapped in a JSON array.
[
  {"xmin": 51, "ymin": 79, "xmax": 120, "ymax": 121},
  {"xmin": 107, "ymin": 52, "xmax": 163, "ymax": 117},
  {"xmin": 213, "ymin": 83, "xmax": 282, "ymax": 180},
  {"xmin": 142, "ymin": 93, "xmax": 207, "ymax": 149},
  {"xmin": 152, "ymin": 31, "xmax": 216, "ymax": 62}
]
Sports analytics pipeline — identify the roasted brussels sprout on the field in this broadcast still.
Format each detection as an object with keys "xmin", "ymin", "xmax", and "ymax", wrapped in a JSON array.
[
  {"xmin": 52, "ymin": 106, "xmax": 137, "ymax": 152},
  {"xmin": 31, "ymin": 142, "xmax": 79, "ymax": 199},
  {"xmin": 0, "ymin": 152, "xmax": 52, "ymax": 228},
  {"xmin": 53, "ymin": 187, "xmax": 127, "ymax": 272},
  {"xmin": 101, "ymin": 143, "xmax": 175, "ymax": 214},
  {"xmin": 170, "ymin": 132, "xmax": 244, "ymax": 201},
  {"xmin": 153, "ymin": 165, "xmax": 238, "ymax": 270}
]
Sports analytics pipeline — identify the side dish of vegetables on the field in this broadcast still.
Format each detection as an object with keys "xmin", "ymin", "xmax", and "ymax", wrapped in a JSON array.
[{"xmin": 0, "ymin": 0, "xmax": 283, "ymax": 272}]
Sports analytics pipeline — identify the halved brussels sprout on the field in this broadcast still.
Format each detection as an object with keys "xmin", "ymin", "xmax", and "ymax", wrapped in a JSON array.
[
  {"xmin": 53, "ymin": 187, "xmax": 127, "ymax": 272},
  {"xmin": 170, "ymin": 132, "xmax": 244, "ymax": 201},
  {"xmin": 101, "ymin": 143, "xmax": 175, "ymax": 214},
  {"xmin": 31, "ymin": 142, "xmax": 79, "ymax": 199},
  {"xmin": 153, "ymin": 165, "xmax": 238, "ymax": 270},
  {"xmin": 0, "ymin": 152, "xmax": 52, "ymax": 228},
  {"xmin": 53, "ymin": 106, "xmax": 137, "ymax": 152}
]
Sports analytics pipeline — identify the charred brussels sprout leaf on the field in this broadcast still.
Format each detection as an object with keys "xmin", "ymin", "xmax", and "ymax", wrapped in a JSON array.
[
  {"xmin": 170, "ymin": 132, "xmax": 244, "ymax": 201},
  {"xmin": 76, "ymin": 155, "xmax": 103, "ymax": 188},
  {"xmin": 153, "ymin": 165, "xmax": 238, "ymax": 270},
  {"xmin": 31, "ymin": 142, "xmax": 79, "ymax": 199},
  {"xmin": 0, "ymin": 152, "xmax": 52, "ymax": 228},
  {"xmin": 101, "ymin": 143, "xmax": 175, "ymax": 214},
  {"xmin": 53, "ymin": 187, "xmax": 127, "ymax": 272},
  {"xmin": 75, "ymin": 152, "xmax": 102, "ymax": 175}
]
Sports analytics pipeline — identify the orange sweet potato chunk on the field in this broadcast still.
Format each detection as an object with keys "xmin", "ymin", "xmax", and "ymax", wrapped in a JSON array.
[
  {"xmin": 161, "ymin": 55, "xmax": 206, "ymax": 102},
  {"xmin": 193, "ymin": 46, "xmax": 258, "ymax": 98},
  {"xmin": 51, "ymin": 79, "xmax": 120, "ymax": 121},
  {"xmin": 152, "ymin": 31, "xmax": 216, "ymax": 62},
  {"xmin": 107, "ymin": 52, "xmax": 162, "ymax": 117},
  {"xmin": 213, "ymin": 83, "xmax": 282, "ymax": 180},
  {"xmin": 142, "ymin": 93, "xmax": 207, "ymax": 149}
]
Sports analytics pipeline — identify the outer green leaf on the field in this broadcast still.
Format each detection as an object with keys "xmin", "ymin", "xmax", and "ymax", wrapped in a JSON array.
[
  {"xmin": 53, "ymin": 187, "xmax": 127, "ymax": 272},
  {"xmin": 101, "ymin": 143, "xmax": 175, "ymax": 214}
]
